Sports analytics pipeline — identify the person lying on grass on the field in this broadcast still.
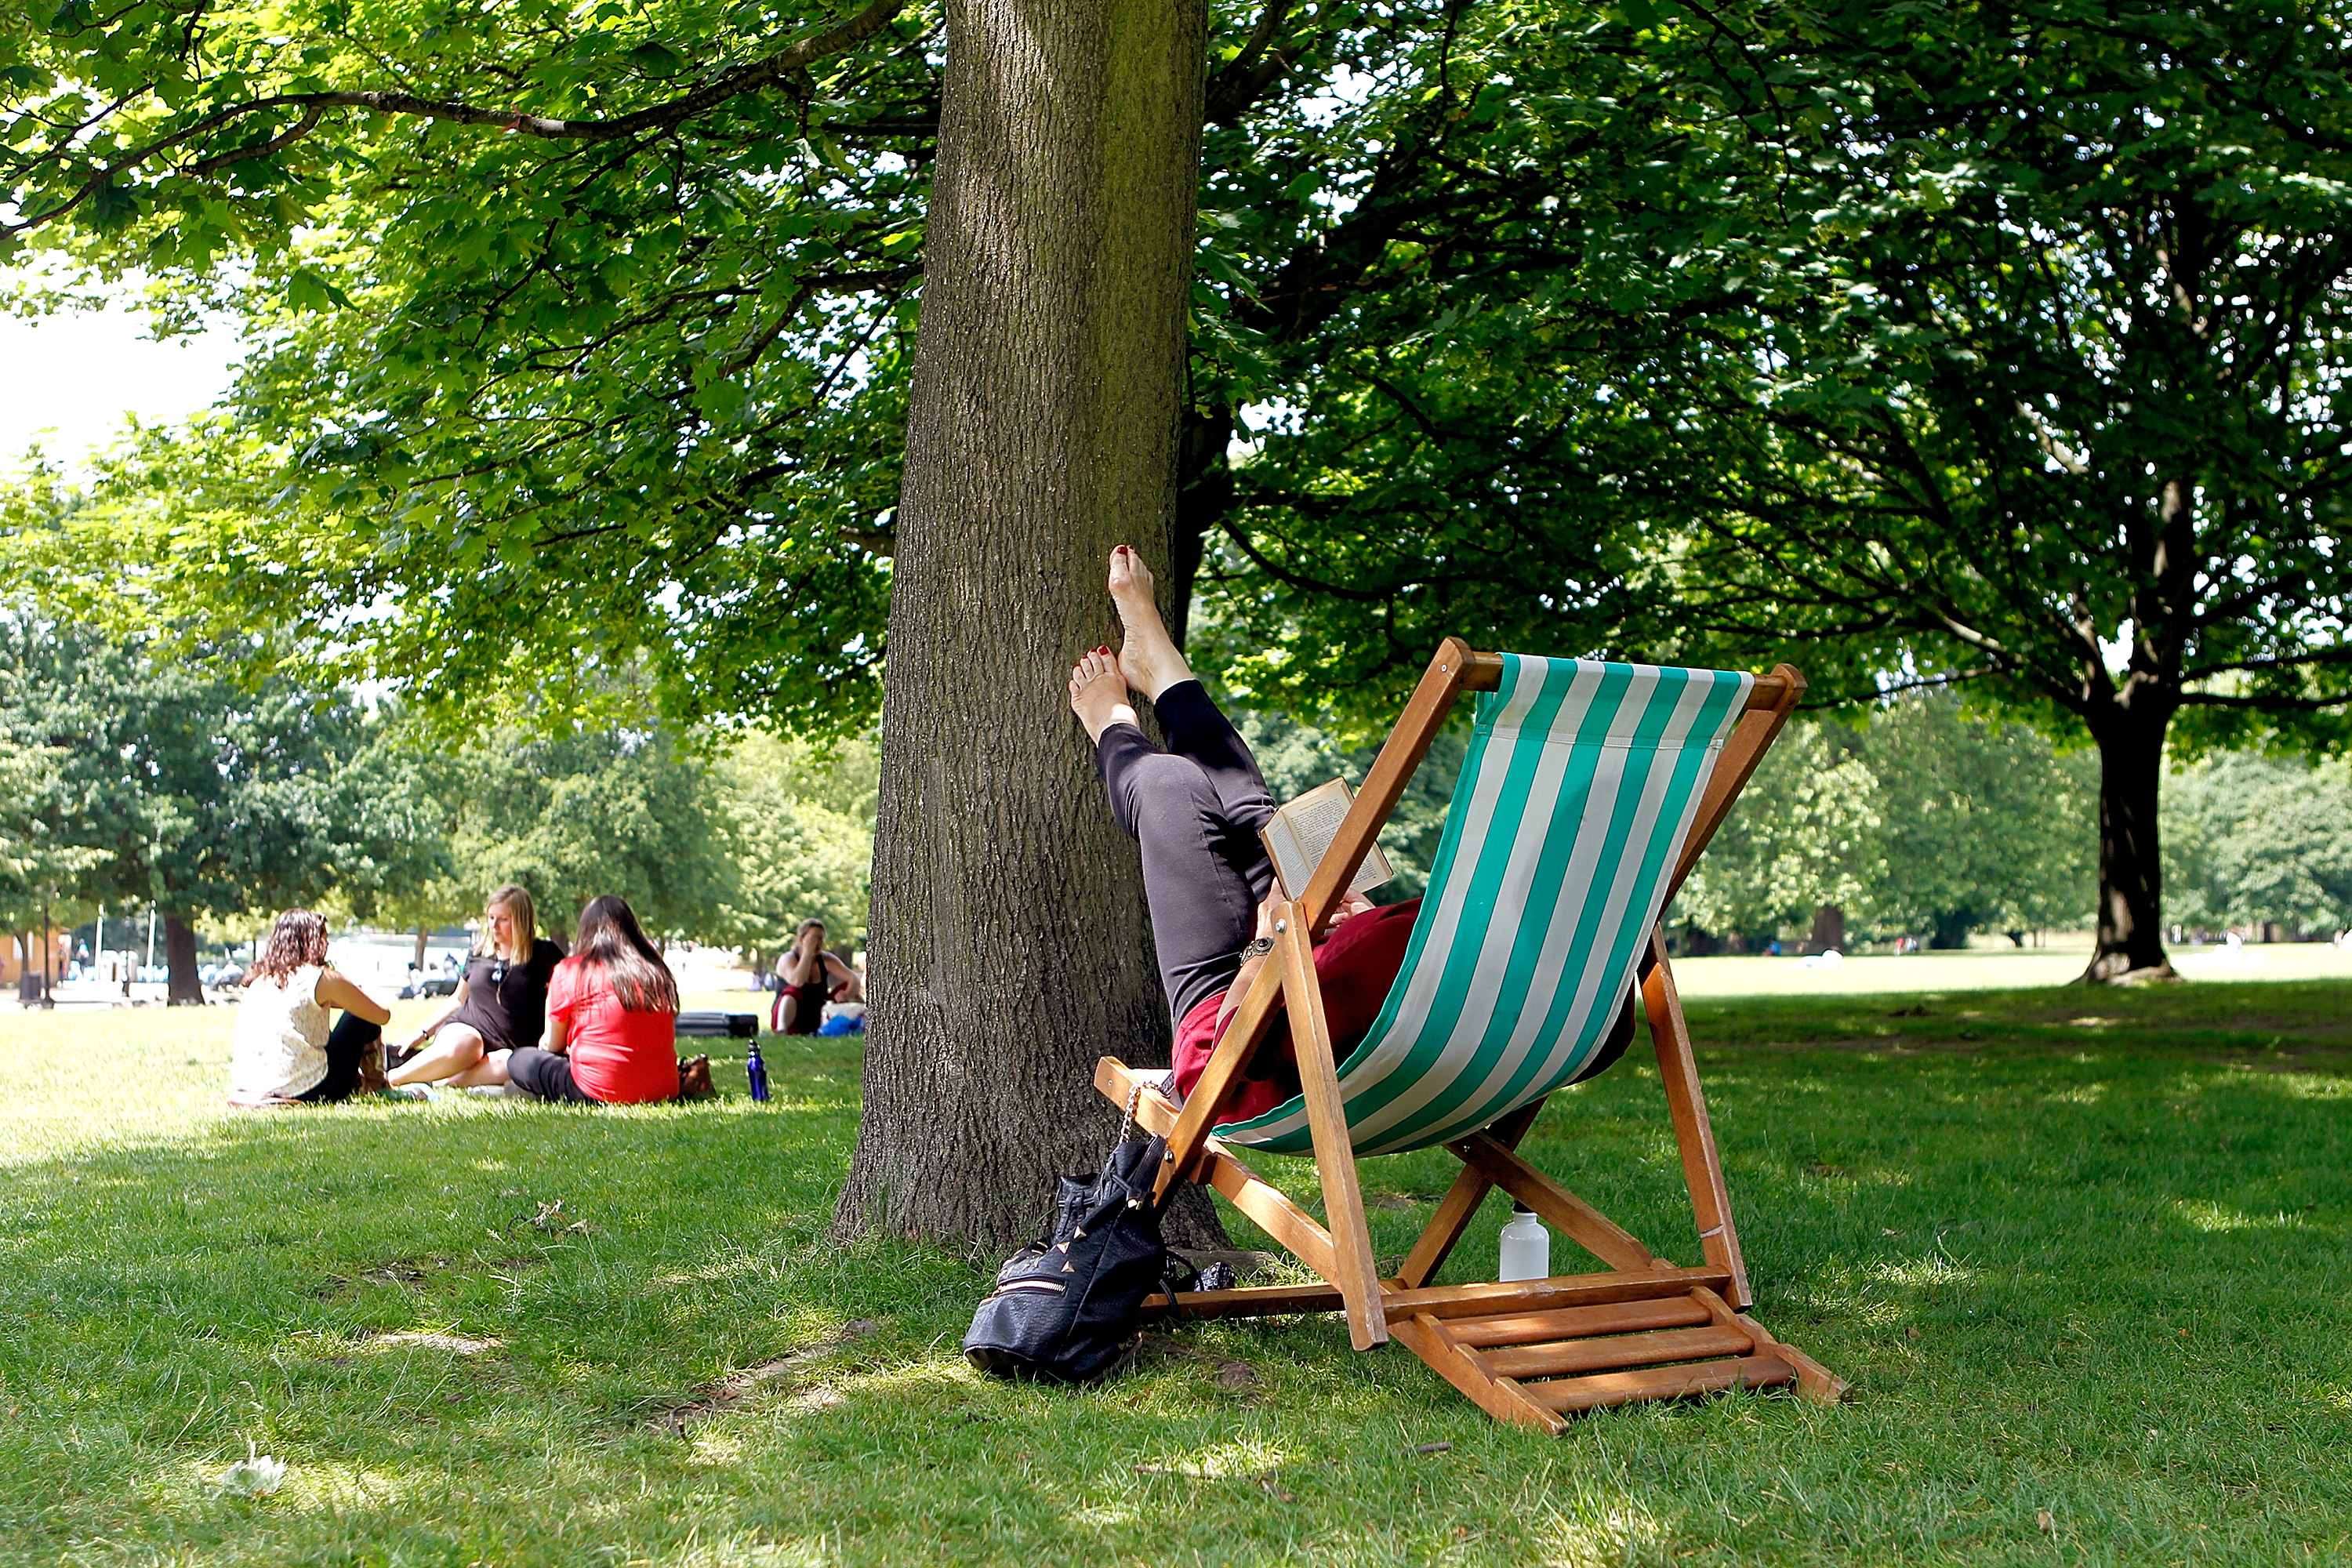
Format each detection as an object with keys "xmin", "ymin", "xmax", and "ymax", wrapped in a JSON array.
[
  {"xmin": 1069, "ymin": 545, "xmax": 1418, "ymax": 1123},
  {"xmin": 387, "ymin": 883, "xmax": 563, "ymax": 1091},
  {"xmin": 227, "ymin": 909, "xmax": 394, "ymax": 1107}
]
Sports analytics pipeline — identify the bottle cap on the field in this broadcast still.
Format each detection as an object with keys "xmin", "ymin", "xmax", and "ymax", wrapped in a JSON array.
[{"xmin": 1511, "ymin": 1202, "xmax": 1536, "ymax": 1216}]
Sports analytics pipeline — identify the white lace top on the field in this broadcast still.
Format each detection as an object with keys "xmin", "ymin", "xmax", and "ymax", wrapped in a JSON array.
[{"xmin": 230, "ymin": 965, "xmax": 329, "ymax": 1101}]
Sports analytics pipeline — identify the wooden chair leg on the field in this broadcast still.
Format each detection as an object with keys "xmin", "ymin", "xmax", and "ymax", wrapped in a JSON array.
[
  {"xmin": 1396, "ymin": 1100, "xmax": 1544, "ymax": 1288},
  {"xmin": 1277, "ymin": 906, "xmax": 1388, "ymax": 1349},
  {"xmin": 1642, "ymin": 927, "xmax": 1752, "ymax": 1309}
]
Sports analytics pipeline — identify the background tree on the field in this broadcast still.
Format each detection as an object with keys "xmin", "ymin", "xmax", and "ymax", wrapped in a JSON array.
[
  {"xmin": 711, "ymin": 732, "xmax": 876, "ymax": 960},
  {"xmin": 2165, "ymin": 754, "xmax": 2352, "ymax": 940},
  {"xmin": 0, "ymin": 742, "xmax": 109, "ymax": 1000},
  {"xmin": 1669, "ymin": 723, "xmax": 1882, "ymax": 951},
  {"xmin": 452, "ymin": 723, "xmax": 734, "ymax": 944},
  {"xmin": 1192, "ymin": 2, "xmax": 2352, "ymax": 986},
  {"xmin": 0, "ymin": 612, "xmax": 417, "ymax": 1000},
  {"xmin": 1864, "ymin": 697, "xmax": 2099, "ymax": 949},
  {"xmin": 1671, "ymin": 693, "xmax": 2097, "ymax": 951}
]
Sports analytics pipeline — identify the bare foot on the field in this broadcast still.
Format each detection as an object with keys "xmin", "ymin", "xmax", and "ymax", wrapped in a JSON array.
[
  {"xmin": 1107, "ymin": 545, "xmax": 1194, "ymax": 700},
  {"xmin": 1069, "ymin": 647, "xmax": 1138, "ymax": 745}
]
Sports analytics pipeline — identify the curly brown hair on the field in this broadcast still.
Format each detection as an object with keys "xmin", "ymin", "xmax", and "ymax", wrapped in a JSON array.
[{"xmin": 249, "ymin": 909, "xmax": 330, "ymax": 986}]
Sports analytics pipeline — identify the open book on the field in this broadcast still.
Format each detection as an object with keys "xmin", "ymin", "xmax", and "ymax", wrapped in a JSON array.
[{"xmin": 1261, "ymin": 777, "xmax": 1395, "ymax": 902}]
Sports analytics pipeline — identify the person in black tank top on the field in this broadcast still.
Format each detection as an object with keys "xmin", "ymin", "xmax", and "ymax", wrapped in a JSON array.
[
  {"xmin": 774, "ymin": 918, "xmax": 858, "ymax": 1034},
  {"xmin": 387, "ymin": 884, "xmax": 563, "ymax": 1090}
]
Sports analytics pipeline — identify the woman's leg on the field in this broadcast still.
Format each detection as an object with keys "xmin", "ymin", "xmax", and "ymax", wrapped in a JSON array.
[
  {"xmin": 506, "ymin": 1047, "xmax": 597, "ymax": 1104},
  {"xmin": 296, "ymin": 1014, "xmax": 380, "ymax": 1103},
  {"xmin": 1103, "ymin": 543, "xmax": 1276, "ymax": 840},
  {"xmin": 443, "ymin": 1048, "xmax": 514, "ymax": 1088},
  {"xmin": 1073, "ymin": 650, "xmax": 1267, "ymax": 1025},
  {"xmin": 387, "ymin": 1022, "xmax": 487, "ymax": 1086}
]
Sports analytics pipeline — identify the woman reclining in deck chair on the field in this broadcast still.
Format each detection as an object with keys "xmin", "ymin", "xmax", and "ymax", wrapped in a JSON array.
[{"xmin": 1068, "ymin": 545, "xmax": 1414, "ymax": 1124}]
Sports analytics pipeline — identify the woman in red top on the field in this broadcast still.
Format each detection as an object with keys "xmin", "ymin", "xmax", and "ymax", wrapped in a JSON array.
[
  {"xmin": 1070, "ymin": 546, "xmax": 1421, "ymax": 1127},
  {"xmin": 506, "ymin": 895, "xmax": 688, "ymax": 1105}
]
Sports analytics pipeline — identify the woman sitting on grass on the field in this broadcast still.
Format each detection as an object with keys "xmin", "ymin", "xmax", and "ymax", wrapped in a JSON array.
[
  {"xmin": 227, "ymin": 910, "xmax": 394, "ymax": 1106},
  {"xmin": 387, "ymin": 884, "xmax": 563, "ymax": 1092},
  {"xmin": 772, "ymin": 917, "xmax": 862, "ymax": 1035},
  {"xmin": 507, "ymin": 895, "xmax": 711, "ymax": 1104}
]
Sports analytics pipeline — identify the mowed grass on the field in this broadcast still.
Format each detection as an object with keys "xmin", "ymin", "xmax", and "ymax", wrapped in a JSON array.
[
  {"xmin": 3, "ymin": 983, "xmax": 2350, "ymax": 1566},
  {"xmin": 1669, "ymin": 938, "xmax": 2352, "ymax": 996}
]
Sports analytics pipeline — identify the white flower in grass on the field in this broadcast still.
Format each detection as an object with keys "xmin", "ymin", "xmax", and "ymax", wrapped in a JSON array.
[{"xmin": 218, "ymin": 1441, "xmax": 286, "ymax": 1498}]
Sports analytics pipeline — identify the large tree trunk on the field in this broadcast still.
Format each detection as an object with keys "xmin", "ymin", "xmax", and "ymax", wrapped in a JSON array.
[
  {"xmin": 163, "ymin": 915, "xmax": 204, "ymax": 1005},
  {"xmin": 2082, "ymin": 703, "xmax": 2177, "ymax": 982},
  {"xmin": 835, "ymin": 0, "xmax": 1214, "ymax": 1251}
]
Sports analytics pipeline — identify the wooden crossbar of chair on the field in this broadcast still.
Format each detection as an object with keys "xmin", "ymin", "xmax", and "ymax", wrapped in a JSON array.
[{"xmin": 1109, "ymin": 638, "xmax": 1844, "ymax": 1427}]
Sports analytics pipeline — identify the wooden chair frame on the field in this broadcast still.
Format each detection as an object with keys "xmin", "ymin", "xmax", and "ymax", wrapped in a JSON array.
[{"xmin": 1096, "ymin": 638, "xmax": 1846, "ymax": 1429}]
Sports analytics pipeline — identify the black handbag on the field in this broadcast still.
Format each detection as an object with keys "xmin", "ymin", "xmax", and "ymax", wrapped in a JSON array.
[{"xmin": 964, "ymin": 1103, "xmax": 1185, "ymax": 1385}]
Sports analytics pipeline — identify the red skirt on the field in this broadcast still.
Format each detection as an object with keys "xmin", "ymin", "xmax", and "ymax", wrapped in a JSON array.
[{"xmin": 1171, "ymin": 898, "xmax": 1420, "ymax": 1127}]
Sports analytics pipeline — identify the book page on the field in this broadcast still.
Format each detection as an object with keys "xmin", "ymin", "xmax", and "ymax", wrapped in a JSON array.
[{"xmin": 1262, "ymin": 779, "xmax": 1395, "ymax": 900}]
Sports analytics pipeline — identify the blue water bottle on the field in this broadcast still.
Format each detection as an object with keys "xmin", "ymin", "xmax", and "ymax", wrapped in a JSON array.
[{"xmin": 746, "ymin": 1040, "xmax": 769, "ymax": 1102}]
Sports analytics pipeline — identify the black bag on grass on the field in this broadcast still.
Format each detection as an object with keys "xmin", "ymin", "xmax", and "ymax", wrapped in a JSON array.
[{"xmin": 963, "ymin": 1133, "xmax": 1181, "ymax": 1385}]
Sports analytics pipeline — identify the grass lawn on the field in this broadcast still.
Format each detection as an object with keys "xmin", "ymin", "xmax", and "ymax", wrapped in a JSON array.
[
  {"xmin": 3, "ymin": 982, "xmax": 2350, "ymax": 1566},
  {"xmin": 1669, "ymin": 939, "xmax": 2352, "ymax": 997}
]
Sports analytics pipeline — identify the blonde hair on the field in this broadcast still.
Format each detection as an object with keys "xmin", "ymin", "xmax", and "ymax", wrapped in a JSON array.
[{"xmin": 475, "ymin": 884, "xmax": 537, "ymax": 961}]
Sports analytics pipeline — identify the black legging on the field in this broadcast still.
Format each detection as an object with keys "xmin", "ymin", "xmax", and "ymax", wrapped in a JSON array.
[
  {"xmin": 294, "ymin": 1013, "xmax": 383, "ymax": 1104},
  {"xmin": 1097, "ymin": 681, "xmax": 1278, "ymax": 1025}
]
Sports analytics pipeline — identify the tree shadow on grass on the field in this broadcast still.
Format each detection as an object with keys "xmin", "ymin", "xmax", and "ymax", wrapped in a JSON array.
[{"xmin": 5, "ymin": 1033, "xmax": 2352, "ymax": 1563}]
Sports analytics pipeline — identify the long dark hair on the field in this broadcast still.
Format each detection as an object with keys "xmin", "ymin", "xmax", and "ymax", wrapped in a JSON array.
[
  {"xmin": 251, "ymin": 909, "xmax": 330, "ymax": 986},
  {"xmin": 572, "ymin": 895, "xmax": 678, "ymax": 1014}
]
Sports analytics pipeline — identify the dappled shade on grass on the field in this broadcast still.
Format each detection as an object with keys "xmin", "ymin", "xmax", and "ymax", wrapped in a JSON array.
[{"xmin": 2, "ymin": 987, "xmax": 2349, "ymax": 1565}]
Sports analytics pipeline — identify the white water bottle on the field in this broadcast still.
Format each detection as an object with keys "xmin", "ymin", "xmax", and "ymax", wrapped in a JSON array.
[{"xmin": 1498, "ymin": 1204, "xmax": 1550, "ymax": 1282}]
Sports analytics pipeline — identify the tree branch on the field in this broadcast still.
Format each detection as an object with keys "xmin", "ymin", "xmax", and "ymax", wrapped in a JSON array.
[{"xmin": 4, "ymin": 0, "xmax": 906, "ymax": 236}]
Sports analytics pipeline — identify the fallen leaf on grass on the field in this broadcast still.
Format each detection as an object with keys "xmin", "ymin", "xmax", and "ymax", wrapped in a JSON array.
[
  {"xmin": 1906, "ymin": 1327, "xmax": 1921, "ymax": 1341},
  {"xmin": 1256, "ymin": 1470, "xmax": 1296, "ymax": 1502},
  {"xmin": 1412, "ymin": 1442, "xmax": 1452, "ymax": 1455},
  {"xmin": 2036, "ymin": 1509, "xmax": 2055, "ymax": 1535},
  {"xmin": 217, "ymin": 1443, "xmax": 285, "ymax": 1498}
]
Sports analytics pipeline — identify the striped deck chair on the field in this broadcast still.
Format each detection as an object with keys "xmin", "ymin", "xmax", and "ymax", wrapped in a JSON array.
[{"xmin": 1095, "ymin": 640, "xmax": 1846, "ymax": 1430}]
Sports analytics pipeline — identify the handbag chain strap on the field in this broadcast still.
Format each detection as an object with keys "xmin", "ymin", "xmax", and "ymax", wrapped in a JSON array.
[{"xmin": 1116, "ymin": 1080, "xmax": 1143, "ymax": 1145}]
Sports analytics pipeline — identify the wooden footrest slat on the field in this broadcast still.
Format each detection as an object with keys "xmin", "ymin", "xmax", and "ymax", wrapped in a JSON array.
[
  {"xmin": 1520, "ymin": 1353, "xmax": 1797, "ymax": 1414},
  {"xmin": 1448, "ymin": 1294, "xmax": 1712, "ymax": 1348},
  {"xmin": 1483, "ymin": 1323, "xmax": 1755, "ymax": 1380},
  {"xmin": 1382, "ymin": 1266, "xmax": 1732, "ymax": 1322}
]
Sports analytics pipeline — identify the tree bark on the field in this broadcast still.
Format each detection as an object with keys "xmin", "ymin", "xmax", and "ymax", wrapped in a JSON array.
[
  {"xmin": 835, "ymin": 0, "xmax": 1216, "ymax": 1251},
  {"xmin": 2082, "ymin": 704, "xmax": 2177, "ymax": 982},
  {"xmin": 163, "ymin": 915, "xmax": 204, "ymax": 1005},
  {"xmin": 1803, "ymin": 902, "xmax": 1844, "ymax": 955},
  {"xmin": 413, "ymin": 924, "xmax": 429, "ymax": 971},
  {"xmin": 1169, "ymin": 403, "xmax": 1235, "ymax": 647}
]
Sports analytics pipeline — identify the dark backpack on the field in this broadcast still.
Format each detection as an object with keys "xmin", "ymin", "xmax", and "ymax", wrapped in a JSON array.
[{"xmin": 964, "ymin": 1134, "xmax": 1185, "ymax": 1385}]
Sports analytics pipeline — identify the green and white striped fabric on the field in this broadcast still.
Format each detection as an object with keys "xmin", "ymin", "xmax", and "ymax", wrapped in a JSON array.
[{"xmin": 1218, "ymin": 655, "xmax": 1752, "ymax": 1157}]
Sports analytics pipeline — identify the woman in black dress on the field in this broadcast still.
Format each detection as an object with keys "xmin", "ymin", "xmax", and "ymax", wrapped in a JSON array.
[{"xmin": 386, "ymin": 884, "xmax": 564, "ymax": 1091}]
